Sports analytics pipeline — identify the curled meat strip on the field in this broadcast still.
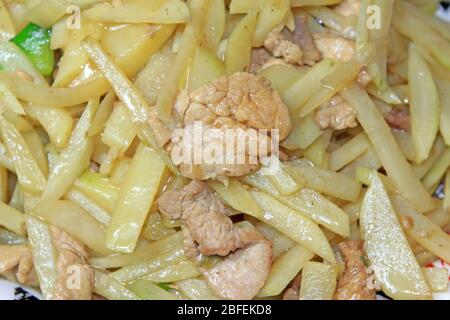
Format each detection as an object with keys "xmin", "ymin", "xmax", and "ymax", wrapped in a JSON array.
[{"xmin": 158, "ymin": 181, "xmax": 272, "ymax": 299}]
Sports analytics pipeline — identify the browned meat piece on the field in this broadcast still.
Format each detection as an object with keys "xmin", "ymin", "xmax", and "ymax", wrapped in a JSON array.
[
  {"xmin": 177, "ymin": 73, "xmax": 292, "ymax": 138},
  {"xmin": 264, "ymin": 28, "xmax": 304, "ymax": 65},
  {"xmin": 250, "ymin": 48, "xmax": 274, "ymax": 74},
  {"xmin": 335, "ymin": 240, "xmax": 376, "ymax": 300},
  {"xmin": 249, "ymin": 48, "xmax": 289, "ymax": 74},
  {"xmin": 51, "ymin": 226, "xmax": 89, "ymax": 256},
  {"xmin": 158, "ymin": 181, "xmax": 244, "ymax": 256},
  {"xmin": 315, "ymin": 95, "xmax": 358, "ymax": 130},
  {"xmin": 384, "ymin": 106, "xmax": 411, "ymax": 132},
  {"xmin": 53, "ymin": 250, "xmax": 95, "ymax": 300},
  {"xmin": 282, "ymin": 273, "xmax": 302, "ymax": 300},
  {"xmin": 157, "ymin": 181, "xmax": 272, "ymax": 299},
  {"xmin": 50, "ymin": 227, "xmax": 94, "ymax": 300},
  {"xmin": 16, "ymin": 253, "xmax": 36, "ymax": 285},
  {"xmin": 182, "ymin": 227, "xmax": 202, "ymax": 261},
  {"xmin": 263, "ymin": 14, "xmax": 321, "ymax": 67},
  {"xmin": 313, "ymin": 32, "xmax": 355, "ymax": 62},
  {"xmin": 283, "ymin": 14, "xmax": 322, "ymax": 66},
  {"xmin": 334, "ymin": 0, "xmax": 361, "ymax": 17},
  {"xmin": 171, "ymin": 72, "xmax": 292, "ymax": 180},
  {"xmin": 0, "ymin": 244, "xmax": 38, "ymax": 287},
  {"xmin": 204, "ymin": 236, "xmax": 272, "ymax": 300}
]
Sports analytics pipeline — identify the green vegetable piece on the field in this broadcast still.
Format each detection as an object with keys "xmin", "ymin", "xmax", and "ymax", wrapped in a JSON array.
[
  {"xmin": 11, "ymin": 23, "xmax": 54, "ymax": 76},
  {"xmin": 156, "ymin": 283, "xmax": 173, "ymax": 292},
  {"xmin": 128, "ymin": 279, "xmax": 178, "ymax": 300}
]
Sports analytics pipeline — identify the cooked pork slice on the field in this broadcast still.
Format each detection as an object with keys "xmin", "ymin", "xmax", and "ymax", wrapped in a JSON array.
[
  {"xmin": 384, "ymin": 106, "xmax": 411, "ymax": 132},
  {"xmin": 50, "ymin": 227, "xmax": 94, "ymax": 300},
  {"xmin": 0, "ymin": 244, "xmax": 38, "ymax": 286},
  {"xmin": 158, "ymin": 180, "xmax": 244, "ymax": 256},
  {"xmin": 313, "ymin": 32, "xmax": 355, "ymax": 62},
  {"xmin": 263, "ymin": 14, "xmax": 321, "ymax": 67},
  {"xmin": 335, "ymin": 240, "xmax": 376, "ymax": 300},
  {"xmin": 204, "ymin": 236, "xmax": 272, "ymax": 300},
  {"xmin": 249, "ymin": 48, "xmax": 274, "ymax": 73},
  {"xmin": 171, "ymin": 72, "xmax": 292, "ymax": 180},
  {"xmin": 315, "ymin": 95, "xmax": 357, "ymax": 130},
  {"xmin": 264, "ymin": 28, "xmax": 304, "ymax": 65},
  {"xmin": 283, "ymin": 15, "xmax": 322, "ymax": 66},
  {"xmin": 157, "ymin": 181, "xmax": 272, "ymax": 299}
]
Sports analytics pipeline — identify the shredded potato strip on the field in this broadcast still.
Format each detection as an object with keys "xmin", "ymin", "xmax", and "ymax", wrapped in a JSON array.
[
  {"xmin": 25, "ymin": 216, "xmax": 57, "ymax": 300},
  {"xmin": 0, "ymin": 41, "xmax": 74, "ymax": 147},
  {"xmin": 0, "ymin": 116, "xmax": 47, "ymax": 195},
  {"xmin": 341, "ymin": 84, "xmax": 435, "ymax": 212},
  {"xmin": 32, "ymin": 199, "xmax": 110, "ymax": 255},
  {"xmin": 329, "ymin": 132, "xmax": 370, "ymax": 171},
  {"xmin": 90, "ymin": 232, "xmax": 183, "ymax": 269},
  {"xmin": 408, "ymin": 44, "xmax": 440, "ymax": 163},
  {"xmin": 0, "ymin": 0, "xmax": 14, "ymax": 41},
  {"xmin": 225, "ymin": 10, "xmax": 258, "ymax": 74},
  {"xmin": 128, "ymin": 279, "xmax": 178, "ymax": 300},
  {"xmin": 258, "ymin": 245, "xmax": 314, "ymax": 297},
  {"xmin": 82, "ymin": 37, "xmax": 178, "ymax": 173},
  {"xmin": 94, "ymin": 270, "xmax": 140, "ymax": 300},
  {"xmin": 241, "ymin": 173, "xmax": 350, "ymax": 237},
  {"xmin": 40, "ymin": 99, "xmax": 98, "ymax": 201},
  {"xmin": 0, "ymin": 72, "xmax": 109, "ymax": 108},
  {"xmin": 0, "ymin": 0, "xmax": 449, "ymax": 302},
  {"xmin": 299, "ymin": 262, "xmax": 337, "ymax": 300},
  {"xmin": 394, "ymin": 1, "xmax": 450, "ymax": 70},
  {"xmin": 83, "ymin": 38, "xmax": 151, "ymax": 124},
  {"xmin": 360, "ymin": 172, "xmax": 431, "ymax": 300},
  {"xmin": 0, "ymin": 202, "xmax": 26, "ymax": 236},
  {"xmin": 367, "ymin": 0, "xmax": 393, "ymax": 91},
  {"xmin": 300, "ymin": 59, "xmax": 363, "ymax": 117},
  {"xmin": 391, "ymin": 195, "xmax": 450, "ymax": 263},
  {"xmin": 176, "ymin": 278, "xmax": 219, "ymax": 300},
  {"xmin": 306, "ymin": 6, "xmax": 356, "ymax": 39},
  {"xmin": 105, "ymin": 145, "xmax": 167, "ymax": 253},
  {"xmin": 83, "ymin": 0, "xmax": 190, "ymax": 24},
  {"xmin": 155, "ymin": 0, "xmax": 207, "ymax": 123},
  {"xmin": 111, "ymin": 248, "xmax": 186, "ymax": 283}
]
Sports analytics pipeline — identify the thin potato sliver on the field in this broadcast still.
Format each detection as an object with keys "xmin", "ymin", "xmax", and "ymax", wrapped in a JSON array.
[
  {"xmin": 225, "ymin": 10, "xmax": 258, "ymax": 74},
  {"xmin": 0, "ymin": 117, "xmax": 46, "ymax": 195},
  {"xmin": 0, "ymin": 72, "xmax": 110, "ymax": 108},
  {"xmin": 250, "ymin": 190, "xmax": 335, "ymax": 262},
  {"xmin": 105, "ymin": 146, "xmax": 167, "ymax": 253},
  {"xmin": 0, "ymin": 0, "xmax": 448, "ymax": 302},
  {"xmin": 84, "ymin": 0, "xmax": 190, "ymax": 24},
  {"xmin": 391, "ymin": 195, "xmax": 450, "ymax": 263},
  {"xmin": 33, "ymin": 200, "xmax": 110, "ymax": 255},
  {"xmin": 341, "ymin": 84, "xmax": 435, "ymax": 212},
  {"xmin": 360, "ymin": 172, "xmax": 431, "ymax": 300}
]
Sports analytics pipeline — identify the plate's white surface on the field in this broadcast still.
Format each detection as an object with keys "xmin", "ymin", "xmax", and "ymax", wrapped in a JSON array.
[
  {"xmin": 1, "ymin": 3, "xmax": 450, "ymax": 301},
  {"xmin": 0, "ymin": 261, "xmax": 448, "ymax": 300},
  {"xmin": 0, "ymin": 279, "xmax": 41, "ymax": 300}
]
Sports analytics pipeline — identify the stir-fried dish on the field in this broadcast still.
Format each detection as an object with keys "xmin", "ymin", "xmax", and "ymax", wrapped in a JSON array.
[{"xmin": 0, "ymin": 0, "xmax": 449, "ymax": 300}]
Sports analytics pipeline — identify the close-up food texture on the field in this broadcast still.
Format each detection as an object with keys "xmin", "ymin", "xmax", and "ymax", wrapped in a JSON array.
[{"xmin": 0, "ymin": 0, "xmax": 449, "ymax": 301}]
